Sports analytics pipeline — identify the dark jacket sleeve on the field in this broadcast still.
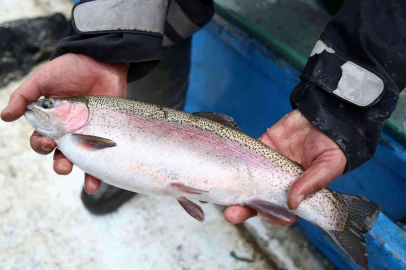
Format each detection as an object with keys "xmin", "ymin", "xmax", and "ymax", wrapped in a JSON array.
[
  {"xmin": 50, "ymin": 0, "xmax": 214, "ymax": 81},
  {"xmin": 291, "ymin": 0, "xmax": 406, "ymax": 173}
]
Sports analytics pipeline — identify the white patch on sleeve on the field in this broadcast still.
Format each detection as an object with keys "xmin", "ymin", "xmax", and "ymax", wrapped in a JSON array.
[
  {"xmin": 310, "ymin": 40, "xmax": 335, "ymax": 57},
  {"xmin": 333, "ymin": 62, "xmax": 384, "ymax": 107},
  {"xmin": 73, "ymin": 0, "xmax": 168, "ymax": 34}
]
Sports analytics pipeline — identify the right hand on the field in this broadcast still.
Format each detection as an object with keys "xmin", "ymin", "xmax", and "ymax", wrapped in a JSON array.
[
  {"xmin": 1, "ymin": 53, "xmax": 129, "ymax": 193},
  {"xmin": 223, "ymin": 110, "xmax": 346, "ymax": 226}
]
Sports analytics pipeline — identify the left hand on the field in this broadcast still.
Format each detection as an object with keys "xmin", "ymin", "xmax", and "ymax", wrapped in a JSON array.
[
  {"xmin": 223, "ymin": 110, "xmax": 346, "ymax": 226},
  {"xmin": 1, "ymin": 54, "xmax": 129, "ymax": 193}
]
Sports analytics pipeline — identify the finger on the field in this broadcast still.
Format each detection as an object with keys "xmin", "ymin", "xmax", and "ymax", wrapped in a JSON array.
[
  {"xmin": 287, "ymin": 154, "xmax": 346, "ymax": 210},
  {"xmin": 223, "ymin": 206, "xmax": 257, "ymax": 224},
  {"xmin": 84, "ymin": 174, "xmax": 101, "ymax": 194},
  {"xmin": 258, "ymin": 212, "xmax": 298, "ymax": 226},
  {"xmin": 30, "ymin": 131, "xmax": 56, "ymax": 155},
  {"xmin": 53, "ymin": 149, "xmax": 73, "ymax": 175},
  {"xmin": 258, "ymin": 132, "xmax": 277, "ymax": 149},
  {"xmin": 258, "ymin": 110, "xmax": 312, "ymax": 161},
  {"xmin": 1, "ymin": 71, "xmax": 45, "ymax": 122}
]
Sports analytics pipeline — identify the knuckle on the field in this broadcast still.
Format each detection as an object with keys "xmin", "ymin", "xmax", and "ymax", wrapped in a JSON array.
[{"xmin": 312, "ymin": 181, "xmax": 326, "ymax": 194}]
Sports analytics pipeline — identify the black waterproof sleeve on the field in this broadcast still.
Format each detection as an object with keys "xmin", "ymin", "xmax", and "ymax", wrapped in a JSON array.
[
  {"xmin": 291, "ymin": 0, "xmax": 406, "ymax": 173},
  {"xmin": 51, "ymin": 0, "xmax": 214, "ymax": 82}
]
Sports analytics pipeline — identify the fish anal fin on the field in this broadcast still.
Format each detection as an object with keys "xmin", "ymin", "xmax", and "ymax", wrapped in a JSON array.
[
  {"xmin": 171, "ymin": 183, "xmax": 208, "ymax": 195},
  {"xmin": 177, "ymin": 197, "xmax": 205, "ymax": 222},
  {"xmin": 245, "ymin": 199, "xmax": 293, "ymax": 222},
  {"xmin": 192, "ymin": 112, "xmax": 241, "ymax": 131},
  {"xmin": 73, "ymin": 134, "xmax": 117, "ymax": 150}
]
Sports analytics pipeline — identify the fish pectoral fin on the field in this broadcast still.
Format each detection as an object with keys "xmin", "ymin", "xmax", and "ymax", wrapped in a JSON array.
[
  {"xmin": 245, "ymin": 199, "xmax": 293, "ymax": 222},
  {"xmin": 171, "ymin": 183, "xmax": 208, "ymax": 195},
  {"xmin": 73, "ymin": 134, "xmax": 117, "ymax": 150},
  {"xmin": 177, "ymin": 197, "xmax": 205, "ymax": 222},
  {"xmin": 192, "ymin": 112, "xmax": 241, "ymax": 131}
]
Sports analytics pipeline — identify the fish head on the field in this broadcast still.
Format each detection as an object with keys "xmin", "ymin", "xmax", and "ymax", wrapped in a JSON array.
[{"xmin": 25, "ymin": 98, "xmax": 89, "ymax": 139}]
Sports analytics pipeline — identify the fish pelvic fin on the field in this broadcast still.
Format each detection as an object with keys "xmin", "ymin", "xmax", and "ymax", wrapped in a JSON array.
[
  {"xmin": 171, "ymin": 183, "xmax": 208, "ymax": 195},
  {"xmin": 244, "ymin": 199, "xmax": 293, "ymax": 221},
  {"xmin": 177, "ymin": 197, "xmax": 205, "ymax": 222},
  {"xmin": 325, "ymin": 191, "xmax": 382, "ymax": 270},
  {"xmin": 73, "ymin": 134, "xmax": 117, "ymax": 150}
]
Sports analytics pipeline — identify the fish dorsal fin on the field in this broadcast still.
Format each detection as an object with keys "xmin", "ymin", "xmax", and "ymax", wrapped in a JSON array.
[
  {"xmin": 177, "ymin": 197, "xmax": 205, "ymax": 222},
  {"xmin": 192, "ymin": 112, "xmax": 241, "ymax": 131},
  {"xmin": 73, "ymin": 134, "xmax": 117, "ymax": 150}
]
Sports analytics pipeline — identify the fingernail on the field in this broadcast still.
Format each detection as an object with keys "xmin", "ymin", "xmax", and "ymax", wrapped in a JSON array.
[
  {"xmin": 259, "ymin": 214, "xmax": 283, "ymax": 227},
  {"xmin": 84, "ymin": 182, "xmax": 97, "ymax": 194},
  {"xmin": 258, "ymin": 213, "xmax": 273, "ymax": 223},
  {"xmin": 41, "ymin": 145, "xmax": 52, "ymax": 152},
  {"xmin": 260, "ymin": 215, "xmax": 273, "ymax": 223},
  {"xmin": 1, "ymin": 106, "xmax": 9, "ymax": 118},
  {"xmin": 1, "ymin": 104, "xmax": 9, "ymax": 112},
  {"xmin": 296, "ymin": 194, "xmax": 304, "ymax": 207},
  {"xmin": 58, "ymin": 162, "xmax": 67, "ymax": 172},
  {"xmin": 83, "ymin": 184, "xmax": 92, "ymax": 194}
]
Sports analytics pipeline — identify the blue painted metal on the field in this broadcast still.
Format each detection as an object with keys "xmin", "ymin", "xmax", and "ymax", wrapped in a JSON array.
[
  {"xmin": 328, "ymin": 133, "xmax": 406, "ymax": 221},
  {"xmin": 368, "ymin": 215, "xmax": 406, "ymax": 270},
  {"xmin": 297, "ymin": 214, "xmax": 406, "ymax": 270},
  {"xmin": 185, "ymin": 19, "xmax": 301, "ymax": 138},
  {"xmin": 185, "ymin": 18, "xmax": 406, "ymax": 269}
]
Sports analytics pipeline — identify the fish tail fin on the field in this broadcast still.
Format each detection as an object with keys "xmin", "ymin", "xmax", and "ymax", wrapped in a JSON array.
[{"xmin": 325, "ymin": 192, "xmax": 382, "ymax": 270}]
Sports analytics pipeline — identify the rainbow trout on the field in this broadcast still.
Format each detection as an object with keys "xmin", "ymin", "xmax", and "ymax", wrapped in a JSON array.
[{"xmin": 24, "ymin": 96, "xmax": 381, "ymax": 269}]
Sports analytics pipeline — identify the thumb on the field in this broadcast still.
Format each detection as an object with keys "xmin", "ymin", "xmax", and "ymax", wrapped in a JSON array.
[
  {"xmin": 287, "ymin": 150, "xmax": 346, "ymax": 210},
  {"xmin": 1, "ymin": 69, "xmax": 46, "ymax": 122}
]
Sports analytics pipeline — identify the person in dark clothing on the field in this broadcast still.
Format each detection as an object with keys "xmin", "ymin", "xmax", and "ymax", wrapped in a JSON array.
[{"xmin": 1, "ymin": 0, "xmax": 404, "ymax": 226}]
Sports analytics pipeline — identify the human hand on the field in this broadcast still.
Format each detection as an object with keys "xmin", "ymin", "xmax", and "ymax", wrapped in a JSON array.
[
  {"xmin": 1, "ymin": 53, "xmax": 128, "ymax": 192},
  {"xmin": 223, "ymin": 110, "xmax": 346, "ymax": 226}
]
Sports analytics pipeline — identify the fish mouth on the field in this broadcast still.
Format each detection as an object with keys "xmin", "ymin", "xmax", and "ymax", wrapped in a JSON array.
[
  {"xmin": 25, "ymin": 107, "xmax": 34, "ymax": 114},
  {"xmin": 24, "ymin": 106, "xmax": 51, "ymax": 131},
  {"xmin": 26, "ymin": 106, "xmax": 48, "ymax": 118}
]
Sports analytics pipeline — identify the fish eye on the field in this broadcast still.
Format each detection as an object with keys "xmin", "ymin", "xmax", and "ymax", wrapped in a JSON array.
[{"xmin": 41, "ymin": 99, "xmax": 55, "ymax": 110}]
